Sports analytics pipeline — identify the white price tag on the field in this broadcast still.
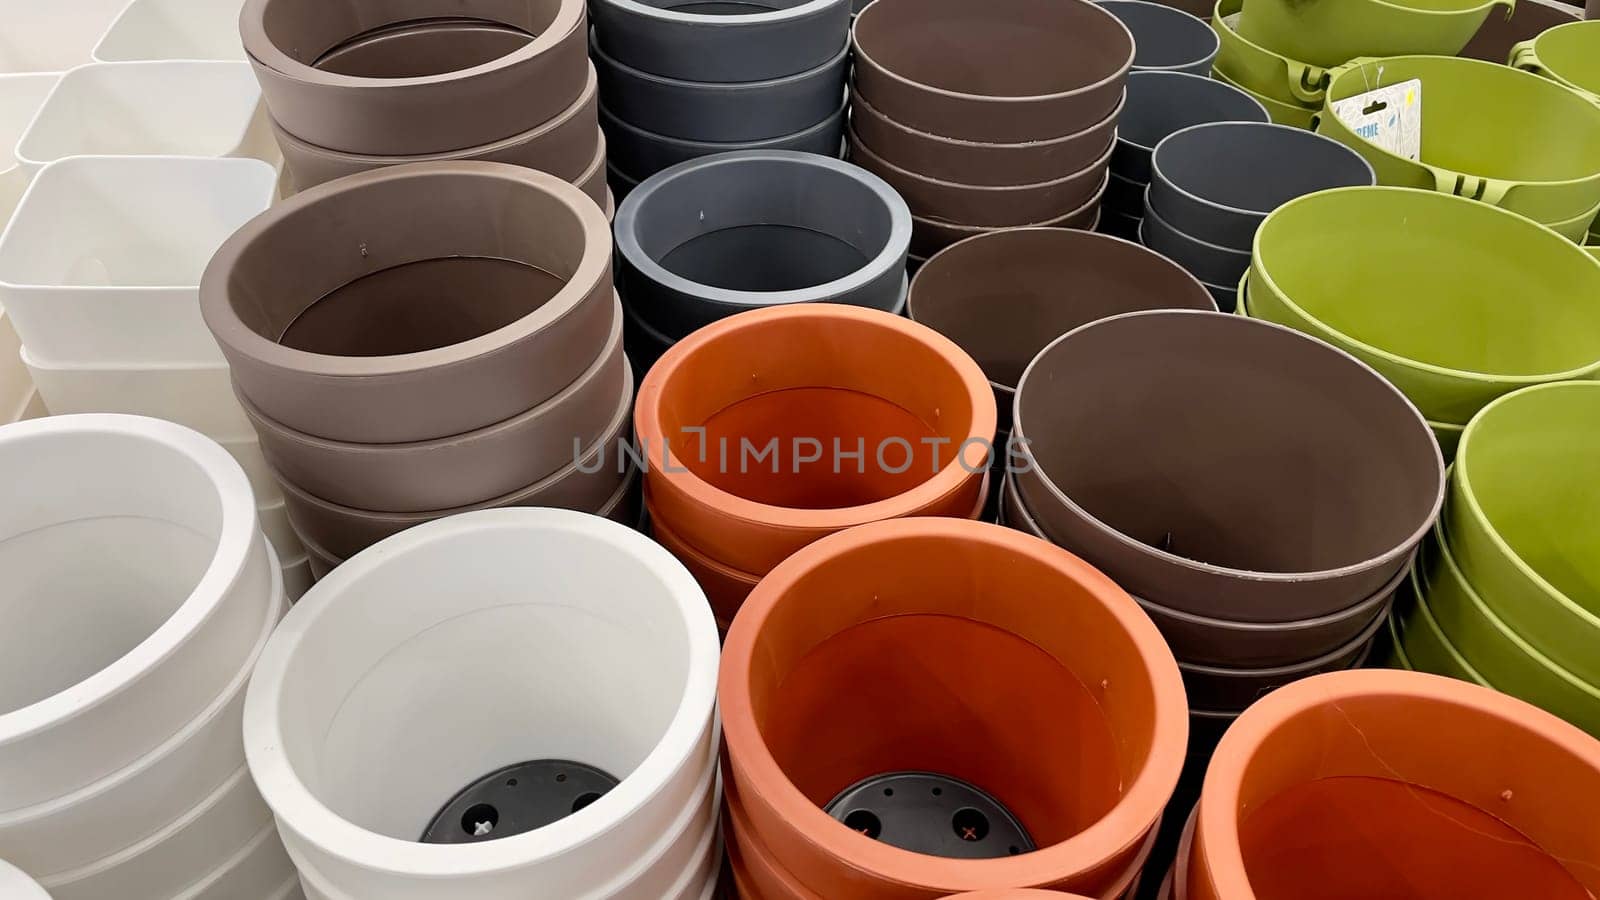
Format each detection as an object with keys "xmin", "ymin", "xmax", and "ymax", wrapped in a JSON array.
[{"xmin": 1331, "ymin": 76, "xmax": 1422, "ymax": 161}]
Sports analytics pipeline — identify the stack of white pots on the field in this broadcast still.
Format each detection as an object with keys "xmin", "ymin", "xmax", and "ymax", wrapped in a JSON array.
[
  {"xmin": 0, "ymin": 414, "xmax": 295, "ymax": 900},
  {"xmin": 0, "ymin": 155, "xmax": 311, "ymax": 600},
  {"xmin": 244, "ymin": 509, "xmax": 723, "ymax": 900},
  {"xmin": 92, "ymin": 0, "xmax": 251, "ymax": 63}
]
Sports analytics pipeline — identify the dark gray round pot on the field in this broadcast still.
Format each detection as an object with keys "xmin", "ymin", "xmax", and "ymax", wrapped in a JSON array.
[
  {"xmin": 1112, "ymin": 70, "xmax": 1269, "ymax": 185},
  {"xmin": 601, "ymin": 99, "xmax": 844, "ymax": 181},
  {"xmin": 1096, "ymin": 0, "xmax": 1220, "ymax": 76},
  {"xmin": 589, "ymin": 0, "xmax": 850, "ymax": 83}
]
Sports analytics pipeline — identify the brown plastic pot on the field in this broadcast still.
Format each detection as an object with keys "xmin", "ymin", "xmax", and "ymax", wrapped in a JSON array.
[
  {"xmin": 908, "ymin": 228, "xmax": 1214, "ymax": 431},
  {"xmin": 851, "ymin": 0, "xmax": 1134, "ymax": 143},
  {"xmin": 1177, "ymin": 609, "xmax": 1385, "ymax": 712},
  {"xmin": 240, "ymin": 0, "xmax": 589, "ymax": 154},
  {"xmin": 719, "ymin": 517, "xmax": 1187, "ymax": 898},
  {"xmin": 849, "ymin": 92, "xmax": 1122, "ymax": 188},
  {"xmin": 273, "ymin": 62, "xmax": 601, "ymax": 193},
  {"xmin": 635, "ymin": 303, "xmax": 995, "ymax": 575},
  {"xmin": 1188, "ymin": 670, "xmax": 1600, "ymax": 900},
  {"xmin": 850, "ymin": 127, "xmax": 1114, "ymax": 227},
  {"xmin": 1013, "ymin": 310, "xmax": 1445, "ymax": 624},
  {"xmin": 240, "ymin": 297, "xmax": 625, "ymax": 513},
  {"xmin": 911, "ymin": 176, "xmax": 1107, "ymax": 258},
  {"xmin": 201, "ymin": 161, "xmax": 614, "ymax": 443},
  {"xmin": 280, "ymin": 364, "xmax": 635, "ymax": 559}
]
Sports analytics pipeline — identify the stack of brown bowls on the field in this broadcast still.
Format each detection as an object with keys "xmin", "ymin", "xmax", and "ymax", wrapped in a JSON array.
[
  {"xmin": 241, "ymin": 0, "xmax": 608, "ymax": 212},
  {"xmin": 847, "ymin": 0, "xmax": 1133, "ymax": 266},
  {"xmin": 200, "ymin": 162, "xmax": 638, "ymax": 581}
]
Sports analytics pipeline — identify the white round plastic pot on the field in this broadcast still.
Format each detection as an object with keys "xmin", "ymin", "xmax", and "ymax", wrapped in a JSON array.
[
  {"xmin": 0, "ymin": 414, "xmax": 276, "ymax": 810},
  {"xmin": 14, "ymin": 63, "xmax": 275, "ymax": 176},
  {"xmin": 243, "ymin": 508, "xmax": 721, "ymax": 898},
  {"xmin": 169, "ymin": 823, "xmax": 292, "ymax": 900},
  {"xmin": 0, "ymin": 0, "xmax": 129, "ymax": 73},
  {"xmin": 92, "ymin": 0, "xmax": 249, "ymax": 62},
  {"xmin": 0, "ymin": 860, "xmax": 48, "ymax": 900},
  {"xmin": 21, "ymin": 351, "xmax": 253, "ymax": 439},
  {"xmin": 0, "ymin": 157, "xmax": 278, "ymax": 367},
  {"xmin": 0, "ymin": 74, "xmax": 60, "ymax": 227}
]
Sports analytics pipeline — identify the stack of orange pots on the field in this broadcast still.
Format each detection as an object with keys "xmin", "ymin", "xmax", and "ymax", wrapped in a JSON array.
[
  {"xmin": 718, "ymin": 518, "xmax": 1188, "ymax": 899},
  {"xmin": 634, "ymin": 303, "xmax": 996, "ymax": 628}
]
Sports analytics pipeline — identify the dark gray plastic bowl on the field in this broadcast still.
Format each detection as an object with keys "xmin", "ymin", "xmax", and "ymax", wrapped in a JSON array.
[
  {"xmin": 589, "ymin": 0, "xmax": 850, "ymax": 83},
  {"xmin": 1112, "ymin": 71, "xmax": 1269, "ymax": 185},
  {"xmin": 1140, "ymin": 197, "xmax": 1252, "ymax": 287},
  {"xmin": 1096, "ymin": 0, "xmax": 1220, "ymax": 76},
  {"xmin": 600, "ymin": 99, "xmax": 844, "ymax": 180}
]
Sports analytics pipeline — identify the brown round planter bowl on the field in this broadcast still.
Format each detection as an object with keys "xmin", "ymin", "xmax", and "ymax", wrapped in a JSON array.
[
  {"xmin": 1177, "ymin": 607, "xmax": 1385, "ymax": 712},
  {"xmin": 848, "ymin": 91, "xmax": 1122, "ymax": 188},
  {"xmin": 201, "ymin": 161, "xmax": 614, "ymax": 444},
  {"xmin": 240, "ymin": 0, "xmax": 590, "ymax": 155},
  {"xmin": 851, "ymin": 0, "xmax": 1134, "ymax": 143},
  {"xmin": 910, "ymin": 176, "xmax": 1106, "ymax": 258},
  {"xmin": 1013, "ymin": 310, "xmax": 1444, "ymax": 624},
  {"xmin": 274, "ymin": 62, "xmax": 602, "ymax": 194}
]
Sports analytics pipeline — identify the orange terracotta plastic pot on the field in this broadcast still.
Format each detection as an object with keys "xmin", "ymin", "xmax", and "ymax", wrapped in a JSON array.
[
  {"xmin": 647, "ymin": 500, "xmax": 756, "ymax": 632},
  {"xmin": 944, "ymin": 892, "xmax": 1093, "ymax": 899},
  {"xmin": 1188, "ymin": 669, "xmax": 1600, "ymax": 900},
  {"xmin": 635, "ymin": 304, "xmax": 996, "ymax": 575},
  {"xmin": 720, "ymin": 518, "xmax": 1188, "ymax": 898}
]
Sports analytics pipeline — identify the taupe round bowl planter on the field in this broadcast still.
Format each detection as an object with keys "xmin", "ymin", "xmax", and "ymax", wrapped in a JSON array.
[
  {"xmin": 614, "ymin": 150, "xmax": 910, "ymax": 335},
  {"xmin": 201, "ymin": 161, "xmax": 614, "ymax": 444},
  {"xmin": 849, "ymin": 91, "xmax": 1123, "ymax": 188},
  {"xmin": 601, "ymin": 100, "xmax": 845, "ymax": 181},
  {"xmin": 593, "ymin": 34, "xmax": 848, "ymax": 143},
  {"xmin": 240, "ymin": 0, "xmax": 589, "ymax": 155},
  {"xmin": 1113, "ymin": 70, "xmax": 1269, "ymax": 186},
  {"xmin": 849, "ymin": 126, "xmax": 1114, "ymax": 227},
  {"xmin": 908, "ymin": 228, "xmax": 1215, "ymax": 430},
  {"xmin": 1179, "ymin": 610, "xmax": 1385, "ymax": 711},
  {"xmin": 851, "ymin": 0, "xmax": 1135, "ymax": 143},
  {"xmin": 590, "ymin": 0, "xmax": 850, "ymax": 84},
  {"xmin": 242, "ymin": 297, "xmax": 625, "ymax": 513},
  {"xmin": 910, "ymin": 174, "xmax": 1107, "ymax": 257},
  {"xmin": 1013, "ymin": 310, "xmax": 1445, "ymax": 623},
  {"xmin": 274, "ymin": 63, "xmax": 601, "ymax": 193}
]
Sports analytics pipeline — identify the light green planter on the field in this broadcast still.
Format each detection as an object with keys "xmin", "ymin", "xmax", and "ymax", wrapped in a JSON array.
[
  {"xmin": 1393, "ymin": 565, "xmax": 1492, "ymax": 687},
  {"xmin": 1385, "ymin": 613, "xmax": 1413, "ymax": 670},
  {"xmin": 1317, "ymin": 55, "xmax": 1600, "ymax": 226},
  {"xmin": 1212, "ymin": 67, "xmax": 1314, "ymax": 129},
  {"xmin": 1251, "ymin": 187, "xmax": 1600, "ymax": 425},
  {"xmin": 1237, "ymin": 0, "xmax": 1514, "ymax": 67},
  {"xmin": 1549, "ymin": 195, "xmax": 1600, "ymax": 242},
  {"xmin": 1422, "ymin": 524, "xmax": 1600, "ymax": 736},
  {"xmin": 1511, "ymin": 19, "xmax": 1600, "ymax": 102},
  {"xmin": 1446, "ymin": 381, "xmax": 1600, "ymax": 688},
  {"xmin": 1211, "ymin": 0, "xmax": 1328, "ymax": 108}
]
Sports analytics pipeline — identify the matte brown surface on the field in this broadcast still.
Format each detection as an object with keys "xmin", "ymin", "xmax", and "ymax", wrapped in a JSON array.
[
  {"xmin": 910, "ymin": 177, "xmax": 1106, "ymax": 257},
  {"xmin": 1461, "ymin": 0, "xmax": 1579, "ymax": 60},
  {"xmin": 201, "ymin": 162, "xmax": 613, "ymax": 444},
  {"xmin": 1177, "ymin": 612, "xmax": 1383, "ymax": 712}
]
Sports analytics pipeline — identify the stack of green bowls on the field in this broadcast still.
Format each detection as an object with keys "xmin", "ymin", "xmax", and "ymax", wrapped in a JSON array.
[
  {"xmin": 1241, "ymin": 186, "xmax": 1600, "ymax": 461},
  {"xmin": 1511, "ymin": 19, "xmax": 1600, "ymax": 245},
  {"xmin": 1209, "ymin": 0, "xmax": 1513, "ymax": 129},
  {"xmin": 1389, "ymin": 382, "xmax": 1600, "ymax": 740}
]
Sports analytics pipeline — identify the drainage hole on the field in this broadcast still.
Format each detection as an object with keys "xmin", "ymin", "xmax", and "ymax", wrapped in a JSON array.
[
  {"xmin": 952, "ymin": 807, "xmax": 990, "ymax": 843},
  {"xmin": 931, "ymin": 787, "xmax": 942, "ymax": 796},
  {"xmin": 571, "ymin": 791, "xmax": 604, "ymax": 813},
  {"xmin": 556, "ymin": 773, "xmax": 568, "ymax": 783},
  {"xmin": 505, "ymin": 778, "xmax": 518, "ymax": 787},
  {"xmin": 461, "ymin": 803, "xmax": 498, "ymax": 837},
  {"xmin": 883, "ymin": 788, "xmax": 894, "ymax": 797},
  {"xmin": 844, "ymin": 809, "xmax": 882, "ymax": 839},
  {"xmin": 1008, "ymin": 845, "xmax": 1022, "ymax": 855}
]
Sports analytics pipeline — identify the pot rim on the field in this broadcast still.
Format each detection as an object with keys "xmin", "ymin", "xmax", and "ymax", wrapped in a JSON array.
[
  {"xmin": 1195, "ymin": 668, "xmax": 1600, "ymax": 900},
  {"xmin": 1142, "ymin": 549, "xmax": 1406, "ymax": 636},
  {"xmin": 1117, "ymin": 71, "xmax": 1270, "ymax": 154},
  {"xmin": 242, "ymin": 508, "xmax": 720, "ymax": 877},
  {"xmin": 0, "ymin": 413, "xmax": 259, "ymax": 745},
  {"xmin": 1012, "ymin": 309, "xmax": 1445, "ymax": 587},
  {"xmin": 849, "ymin": 88, "xmax": 1126, "ymax": 153},
  {"xmin": 1098, "ymin": 0, "xmax": 1221, "ymax": 74},
  {"xmin": 1141, "ymin": 192, "xmax": 1251, "ymax": 259},
  {"xmin": 1150, "ymin": 121, "xmax": 1375, "ymax": 221},
  {"xmin": 591, "ymin": 28, "xmax": 849, "ymax": 92},
  {"xmin": 599, "ymin": 95, "xmax": 845, "ymax": 154},
  {"xmin": 720, "ymin": 516, "xmax": 1188, "ymax": 890},
  {"xmin": 1402, "ymin": 565, "xmax": 1493, "ymax": 687},
  {"xmin": 1175, "ymin": 593, "xmax": 1389, "ymax": 679},
  {"xmin": 592, "ymin": 0, "xmax": 845, "ymax": 28},
  {"xmin": 634, "ymin": 303, "xmax": 994, "ymax": 532},
  {"xmin": 1251, "ymin": 186, "xmax": 1600, "ymax": 386},
  {"xmin": 850, "ymin": 122, "xmax": 1117, "ymax": 195},
  {"xmin": 913, "ymin": 171, "xmax": 1109, "ymax": 236},
  {"xmin": 200, "ymin": 161, "xmax": 611, "ymax": 380}
]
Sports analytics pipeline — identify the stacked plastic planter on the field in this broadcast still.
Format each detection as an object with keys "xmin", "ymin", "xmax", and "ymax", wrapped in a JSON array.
[
  {"xmin": 1391, "ymin": 382, "xmax": 1600, "ymax": 739},
  {"xmin": 720, "ymin": 517, "xmax": 1188, "ymax": 898},
  {"xmin": 1463, "ymin": 0, "xmax": 1581, "ymax": 62},
  {"xmin": 847, "ymin": 0, "xmax": 1132, "ymax": 264},
  {"xmin": 0, "ymin": 71, "xmax": 58, "ymax": 426},
  {"xmin": 243, "ymin": 0, "xmax": 607, "ymax": 209},
  {"xmin": 1243, "ymin": 187, "xmax": 1600, "ymax": 460},
  {"xmin": 590, "ymin": 0, "xmax": 850, "ymax": 197},
  {"xmin": 1096, "ymin": 0, "xmax": 1220, "ymax": 76},
  {"xmin": 1140, "ymin": 122, "xmax": 1372, "ymax": 310},
  {"xmin": 635, "ymin": 303, "xmax": 996, "ymax": 628},
  {"xmin": 1510, "ymin": 19, "xmax": 1600, "ymax": 243},
  {"xmin": 0, "ymin": 0, "xmax": 130, "ymax": 74},
  {"xmin": 92, "ymin": 0, "xmax": 250, "ymax": 62},
  {"xmin": 201, "ymin": 162, "xmax": 638, "ymax": 582},
  {"xmin": 243, "ymin": 509, "xmax": 723, "ymax": 900},
  {"xmin": 0, "ymin": 414, "xmax": 293, "ymax": 900},
  {"xmin": 1164, "ymin": 670, "xmax": 1600, "ymax": 900}
]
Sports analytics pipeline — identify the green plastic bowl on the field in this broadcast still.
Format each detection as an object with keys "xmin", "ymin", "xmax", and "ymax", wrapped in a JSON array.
[
  {"xmin": 1549, "ymin": 195, "xmax": 1600, "ymax": 242},
  {"xmin": 1511, "ymin": 19, "xmax": 1600, "ymax": 102},
  {"xmin": 1393, "ymin": 564, "xmax": 1492, "ymax": 687},
  {"xmin": 1210, "ymin": 0, "xmax": 1328, "ymax": 108},
  {"xmin": 1211, "ymin": 66, "xmax": 1314, "ymax": 129},
  {"xmin": 1251, "ymin": 187, "xmax": 1600, "ymax": 425},
  {"xmin": 1237, "ymin": 0, "xmax": 1513, "ymax": 67},
  {"xmin": 1384, "ymin": 612, "xmax": 1413, "ymax": 670},
  {"xmin": 1317, "ymin": 55, "xmax": 1600, "ymax": 225},
  {"xmin": 1446, "ymin": 381, "xmax": 1600, "ymax": 687},
  {"xmin": 1423, "ymin": 524, "xmax": 1600, "ymax": 736}
]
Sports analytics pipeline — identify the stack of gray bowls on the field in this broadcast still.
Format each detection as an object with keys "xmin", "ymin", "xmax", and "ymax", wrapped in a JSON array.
[
  {"xmin": 1140, "ymin": 120, "xmax": 1374, "ymax": 310},
  {"xmin": 590, "ymin": 0, "xmax": 851, "ymax": 199}
]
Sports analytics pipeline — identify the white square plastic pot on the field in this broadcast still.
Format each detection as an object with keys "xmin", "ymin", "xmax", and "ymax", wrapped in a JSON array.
[
  {"xmin": 0, "ymin": 414, "xmax": 277, "ymax": 810},
  {"xmin": 0, "ymin": 311, "xmax": 30, "ymax": 421},
  {"xmin": 92, "ymin": 0, "xmax": 249, "ymax": 62},
  {"xmin": 14, "ymin": 62, "xmax": 275, "ymax": 174},
  {"xmin": 0, "ymin": 74, "xmax": 60, "ymax": 227},
  {"xmin": 0, "ymin": 0, "xmax": 128, "ymax": 73},
  {"xmin": 243, "ymin": 508, "xmax": 721, "ymax": 899},
  {"xmin": 9, "ymin": 390, "xmax": 43, "ymax": 423},
  {"xmin": 21, "ymin": 350, "xmax": 253, "ymax": 438},
  {"xmin": 0, "ymin": 156, "xmax": 277, "ymax": 366}
]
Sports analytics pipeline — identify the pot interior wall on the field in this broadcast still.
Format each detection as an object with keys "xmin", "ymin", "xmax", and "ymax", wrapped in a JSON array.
[
  {"xmin": 744, "ymin": 531, "xmax": 1161, "ymax": 847},
  {"xmin": 1020, "ymin": 313, "xmax": 1439, "ymax": 575},
  {"xmin": 626, "ymin": 0, "xmax": 816, "ymax": 10},
  {"xmin": 659, "ymin": 225, "xmax": 868, "ymax": 293},
  {"xmin": 260, "ymin": 0, "xmax": 562, "ymax": 71},
  {"xmin": 1535, "ymin": 25, "xmax": 1600, "ymax": 90},
  {"xmin": 313, "ymin": 19, "xmax": 536, "ymax": 77},
  {"xmin": 0, "ymin": 431, "xmax": 221, "ymax": 715},
  {"xmin": 274, "ymin": 524, "xmax": 691, "ymax": 841},
  {"xmin": 1154, "ymin": 126, "xmax": 1373, "ymax": 218},
  {"xmin": 854, "ymin": 0, "xmax": 1127, "ymax": 98}
]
